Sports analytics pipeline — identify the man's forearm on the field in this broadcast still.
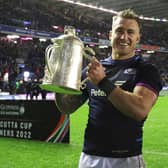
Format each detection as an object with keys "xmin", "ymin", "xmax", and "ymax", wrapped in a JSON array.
[{"xmin": 55, "ymin": 93, "xmax": 87, "ymax": 114}]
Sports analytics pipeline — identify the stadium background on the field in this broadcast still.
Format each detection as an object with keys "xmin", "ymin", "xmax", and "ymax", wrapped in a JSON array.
[{"xmin": 0, "ymin": 0, "xmax": 168, "ymax": 167}]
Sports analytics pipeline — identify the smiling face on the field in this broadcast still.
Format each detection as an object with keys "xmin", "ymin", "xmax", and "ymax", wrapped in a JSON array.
[{"xmin": 110, "ymin": 16, "xmax": 140, "ymax": 60}]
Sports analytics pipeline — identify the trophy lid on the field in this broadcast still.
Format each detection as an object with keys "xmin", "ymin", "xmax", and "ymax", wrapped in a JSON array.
[
  {"xmin": 64, "ymin": 25, "xmax": 76, "ymax": 36},
  {"xmin": 51, "ymin": 25, "xmax": 81, "ymax": 44}
]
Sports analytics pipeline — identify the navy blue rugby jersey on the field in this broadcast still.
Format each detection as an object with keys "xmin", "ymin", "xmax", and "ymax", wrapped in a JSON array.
[{"xmin": 81, "ymin": 55, "xmax": 162, "ymax": 158}]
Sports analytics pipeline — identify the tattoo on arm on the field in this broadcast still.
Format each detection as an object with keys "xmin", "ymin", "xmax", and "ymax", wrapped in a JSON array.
[{"xmin": 55, "ymin": 93, "xmax": 87, "ymax": 114}]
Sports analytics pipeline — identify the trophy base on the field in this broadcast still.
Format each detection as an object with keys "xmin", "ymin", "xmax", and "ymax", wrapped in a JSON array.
[{"xmin": 40, "ymin": 84, "xmax": 82, "ymax": 95}]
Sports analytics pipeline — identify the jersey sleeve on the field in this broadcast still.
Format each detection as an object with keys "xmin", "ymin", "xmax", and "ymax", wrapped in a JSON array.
[{"xmin": 136, "ymin": 63, "xmax": 163, "ymax": 95}]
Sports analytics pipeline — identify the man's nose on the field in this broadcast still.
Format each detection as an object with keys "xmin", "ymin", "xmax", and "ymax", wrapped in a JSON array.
[{"xmin": 120, "ymin": 32, "xmax": 128, "ymax": 39}]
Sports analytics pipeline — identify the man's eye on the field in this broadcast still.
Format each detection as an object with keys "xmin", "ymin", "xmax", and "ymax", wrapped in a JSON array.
[
  {"xmin": 116, "ymin": 29, "xmax": 123, "ymax": 33},
  {"xmin": 128, "ymin": 31, "xmax": 134, "ymax": 34}
]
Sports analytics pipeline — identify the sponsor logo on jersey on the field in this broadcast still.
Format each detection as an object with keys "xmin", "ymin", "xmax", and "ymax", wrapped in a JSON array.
[
  {"xmin": 114, "ymin": 80, "xmax": 126, "ymax": 86},
  {"xmin": 91, "ymin": 89, "xmax": 106, "ymax": 96},
  {"xmin": 123, "ymin": 68, "xmax": 136, "ymax": 74}
]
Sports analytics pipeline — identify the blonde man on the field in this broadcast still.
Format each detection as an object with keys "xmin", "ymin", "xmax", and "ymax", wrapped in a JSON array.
[{"xmin": 55, "ymin": 9, "xmax": 162, "ymax": 168}]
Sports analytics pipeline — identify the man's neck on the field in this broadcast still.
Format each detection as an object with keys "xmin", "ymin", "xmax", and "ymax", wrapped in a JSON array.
[{"xmin": 112, "ymin": 52, "xmax": 135, "ymax": 60}]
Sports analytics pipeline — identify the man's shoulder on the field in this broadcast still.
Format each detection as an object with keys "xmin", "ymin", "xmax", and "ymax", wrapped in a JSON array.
[{"xmin": 138, "ymin": 58, "xmax": 158, "ymax": 71}]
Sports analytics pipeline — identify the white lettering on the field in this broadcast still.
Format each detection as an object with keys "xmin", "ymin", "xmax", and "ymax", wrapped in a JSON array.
[
  {"xmin": 91, "ymin": 89, "xmax": 106, "ymax": 97},
  {"xmin": 0, "ymin": 121, "xmax": 18, "ymax": 129},
  {"xmin": 20, "ymin": 122, "xmax": 32, "ymax": 130},
  {"xmin": 16, "ymin": 130, "xmax": 31, "ymax": 139},
  {"xmin": 0, "ymin": 129, "xmax": 14, "ymax": 137}
]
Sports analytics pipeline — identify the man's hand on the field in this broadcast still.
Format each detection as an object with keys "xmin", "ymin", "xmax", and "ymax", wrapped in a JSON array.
[{"xmin": 86, "ymin": 57, "xmax": 106, "ymax": 85}]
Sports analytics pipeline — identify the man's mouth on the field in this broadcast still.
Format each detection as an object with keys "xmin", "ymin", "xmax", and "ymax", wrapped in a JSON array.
[{"xmin": 119, "ymin": 42, "xmax": 129, "ymax": 46}]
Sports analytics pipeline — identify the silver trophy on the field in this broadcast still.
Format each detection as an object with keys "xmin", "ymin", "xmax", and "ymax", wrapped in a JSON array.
[{"xmin": 40, "ymin": 26, "xmax": 95, "ymax": 95}]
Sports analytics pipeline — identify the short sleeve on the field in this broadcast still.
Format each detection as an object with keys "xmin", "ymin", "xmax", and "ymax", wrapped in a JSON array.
[{"xmin": 136, "ymin": 63, "xmax": 163, "ymax": 95}]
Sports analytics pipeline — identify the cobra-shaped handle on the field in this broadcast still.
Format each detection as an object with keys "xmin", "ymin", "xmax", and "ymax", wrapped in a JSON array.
[
  {"xmin": 45, "ymin": 39, "xmax": 64, "ymax": 76},
  {"xmin": 45, "ymin": 44, "xmax": 54, "ymax": 75},
  {"xmin": 80, "ymin": 47, "xmax": 96, "ymax": 90},
  {"xmin": 83, "ymin": 47, "xmax": 95, "ymax": 61}
]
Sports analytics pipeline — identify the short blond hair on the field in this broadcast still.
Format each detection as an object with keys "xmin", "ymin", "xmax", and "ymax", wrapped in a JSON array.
[{"xmin": 113, "ymin": 9, "xmax": 141, "ymax": 31}]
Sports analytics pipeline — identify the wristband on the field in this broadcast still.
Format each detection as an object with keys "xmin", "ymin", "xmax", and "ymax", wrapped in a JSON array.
[{"xmin": 98, "ymin": 77, "xmax": 116, "ymax": 96}]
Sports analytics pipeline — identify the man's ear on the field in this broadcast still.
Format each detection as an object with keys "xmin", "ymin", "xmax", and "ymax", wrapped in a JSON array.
[
  {"xmin": 109, "ymin": 30, "xmax": 112, "ymax": 40},
  {"xmin": 136, "ymin": 34, "xmax": 141, "ymax": 43}
]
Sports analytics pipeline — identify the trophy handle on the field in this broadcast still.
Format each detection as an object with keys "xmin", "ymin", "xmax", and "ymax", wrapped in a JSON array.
[
  {"xmin": 83, "ymin": 47, "xmax": 95, "ymax": 61},
  {"xmin": 45, "ymin": 44, "xmax": 55, "ymax": 75},
  {"xmin": 45, "ymin": 39, "xmax": 64, "ymax": 75},
  {"xmin": 80, "ymin": 77, "xmax": 89, "ymax": 90},
  {"xmin": 80, "ymin": 47, "xmax": 95, "ymax": 90}
]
